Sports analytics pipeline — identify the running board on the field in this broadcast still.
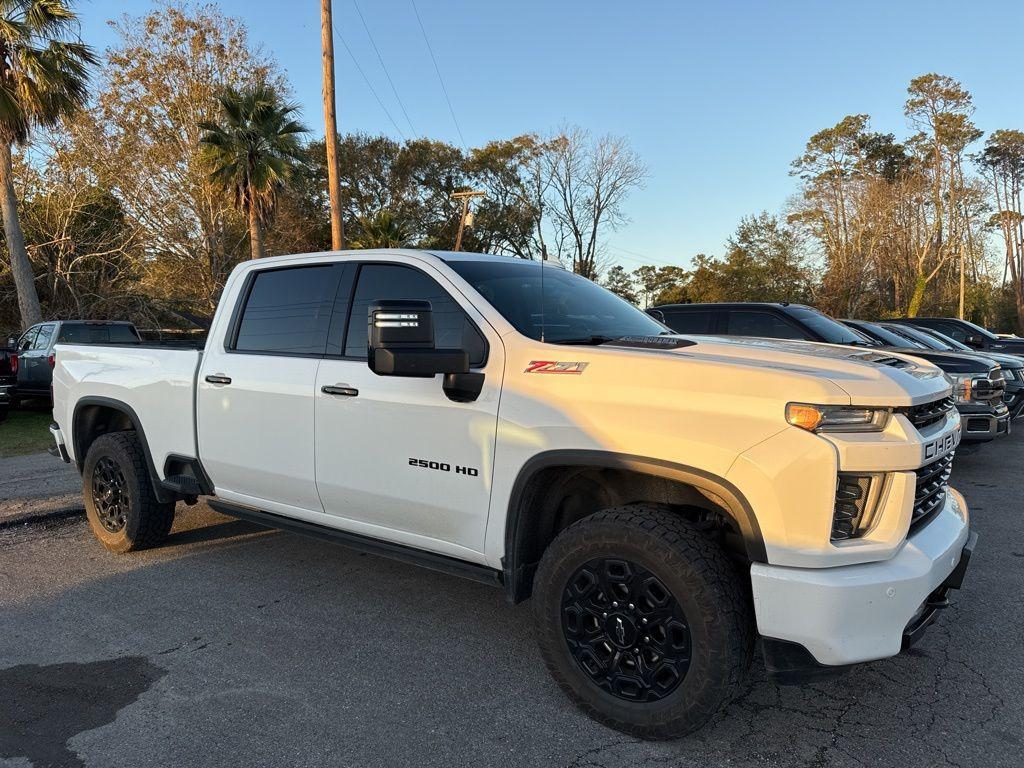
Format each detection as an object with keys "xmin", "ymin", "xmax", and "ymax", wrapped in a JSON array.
[{"xmin": 206, "ymin": 499, "xmax": 503, "ymax": 588}]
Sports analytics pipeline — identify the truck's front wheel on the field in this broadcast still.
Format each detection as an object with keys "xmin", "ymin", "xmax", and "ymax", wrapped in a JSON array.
[
  {"xmin": 533, "ymin": 505, "xmax": 753, "ymax": 739},
  {"xmin": 82, "ymin": 432, "xmax": 175, "ymax": 553}
]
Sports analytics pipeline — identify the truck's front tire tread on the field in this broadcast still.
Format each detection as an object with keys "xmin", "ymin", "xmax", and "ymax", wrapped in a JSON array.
[
  {"xmin": 533, "ymin": 504, "xmax": 754, "ymax": 739},
  {"xmin": 83, "ymin": 431, "xmax": 175, "ymax": 552}
]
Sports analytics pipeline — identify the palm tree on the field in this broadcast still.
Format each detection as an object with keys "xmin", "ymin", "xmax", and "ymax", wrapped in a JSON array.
[
  {"xmin": 199, "ymin": 84, "xmax": 308, "ymax": 260},
  {"xmin": 0, "ymin": 0, "xmax": 96, "ymax": 328},
  {"xmin": 350, "ymin": 211, "xmax": 411, "ymax": 249}
]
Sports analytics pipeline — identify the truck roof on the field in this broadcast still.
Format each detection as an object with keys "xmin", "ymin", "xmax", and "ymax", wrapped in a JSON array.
[
  {"xmin": 649, "ymin": 302, "xmax": 814, "ymax": 311},
  {"xmin": 246, "ymin": 248, "xmax": 545, "ymax": 268},
  {"xmin": 55, "ymin": 320, "xmax": 136, "ymax": 325}
]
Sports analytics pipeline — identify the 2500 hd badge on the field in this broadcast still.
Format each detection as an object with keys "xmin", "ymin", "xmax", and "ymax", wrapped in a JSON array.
[{"xmin": 408, "ymin": 457, "xmax": 479, "ymax": 476}]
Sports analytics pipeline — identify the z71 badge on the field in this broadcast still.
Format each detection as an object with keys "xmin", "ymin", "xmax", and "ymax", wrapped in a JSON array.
[{"xmin": 525, "ymin": 361, "xmax": 588, "ymax": 374}]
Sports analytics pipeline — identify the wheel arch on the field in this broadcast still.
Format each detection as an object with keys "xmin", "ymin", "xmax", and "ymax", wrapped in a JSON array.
[
  {"xmin": 72, "ymin": 396, "xmax": 174, "ymax": 504},
  {"xmin": 502, "ymin": 450, "xmax": 766, "ymax": 603}
]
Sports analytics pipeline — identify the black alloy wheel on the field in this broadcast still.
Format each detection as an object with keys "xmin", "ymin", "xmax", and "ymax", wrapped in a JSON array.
[
  {"xmin": 92, "ymin": 455, "xmax": 129, "ymax": 533},
  {"xmin": 561, "ymin": 557, "xmax": 692, "ymax": 702}
]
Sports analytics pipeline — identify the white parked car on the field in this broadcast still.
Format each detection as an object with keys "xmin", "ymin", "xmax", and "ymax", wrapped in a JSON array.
[{"xmin": 49, "ymin": 249, "xmax": 974, "ymax": 738}]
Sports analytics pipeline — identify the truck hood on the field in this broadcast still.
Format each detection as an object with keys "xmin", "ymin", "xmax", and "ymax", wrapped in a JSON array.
[
  {"xmin": 965, "ymin": 350, "xmax": 1023, "ymax": 370},
  {"xmin": 874, "ymin": 346, "xmax": 997, "ymax": 375},
  {"xmin": 980, "ymin": 337, "xmax": 1024, "ymax": 356},
  {"xmin": 605, "ymin": 334, "xmax": 950, "ymax": 406}
]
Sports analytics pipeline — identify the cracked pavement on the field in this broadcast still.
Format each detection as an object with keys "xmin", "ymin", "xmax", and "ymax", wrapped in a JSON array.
[{"xmin": 0, "ymin": 434, "xmax": 1020, "ymax": 767}]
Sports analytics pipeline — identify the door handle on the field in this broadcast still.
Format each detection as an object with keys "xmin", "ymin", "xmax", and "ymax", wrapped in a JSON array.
[
  {"xmin": 205, "ymin": 374, "xmax": 232, "ymax": 385},
  {"xmin": 321, "ymin": 384, "xmax": 358, "ymax": 397}
]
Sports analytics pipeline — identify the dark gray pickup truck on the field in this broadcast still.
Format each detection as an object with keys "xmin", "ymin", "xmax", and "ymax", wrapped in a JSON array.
[{"xmin": 10, "ymin": 321, "xmax": 141, "ymax": 402}]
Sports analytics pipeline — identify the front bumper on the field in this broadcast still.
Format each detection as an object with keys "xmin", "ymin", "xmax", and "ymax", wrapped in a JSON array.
[
  {"xmin": 751, "ymin": 486, "xmax": 971, "ymax": 668},
  {"xmin": 958, "ymin": 401, "xmax": 1009, "ymax": 441},
  {"xmin": 1002, "ymin": 382, "xmax": 1024, "ymax": 418}
]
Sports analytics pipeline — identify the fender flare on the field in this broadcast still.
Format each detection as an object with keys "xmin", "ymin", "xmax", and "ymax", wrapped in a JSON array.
[
  {"xmin": 71, "ymin": 396, "xmax": 174, "ymax": 504},
  {"xmin": 502, "ymin": 450, "xmax": 767, "ymax": 601}
]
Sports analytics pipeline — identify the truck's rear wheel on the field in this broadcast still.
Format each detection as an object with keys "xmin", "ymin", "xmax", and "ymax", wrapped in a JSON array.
[
  {"xmin": 83, "ymin": 432, "xmax": 175, "ymax": 553},
  {"xmin": 533, "ymin": 504, "xmax": 753, "ymax": 739}
]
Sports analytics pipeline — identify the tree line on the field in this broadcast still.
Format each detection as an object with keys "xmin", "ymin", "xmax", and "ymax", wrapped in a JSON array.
[
  {"xmin": 0, "ymin": 2, "xmax": 645, "ymax": 334},
  {"xmin": 2, "ymin": 2, "xmax": 1023, "ymax": 336},
  {"xmin": 602, "ymin": 76, "xmax": 1024, "ymax": 331}
]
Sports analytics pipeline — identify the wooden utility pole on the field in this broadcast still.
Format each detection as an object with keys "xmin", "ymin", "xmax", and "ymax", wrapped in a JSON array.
[
  {"xmin": 959, "ymin": 248, "xmax": 966, "ymax": 319},
  {"xmin": 451, "ymin": 190, "xmax": 485, "ymax": 251},
  {"xmin": 321, "ymin": 0, "xmax": 345, "ymax": 250}
]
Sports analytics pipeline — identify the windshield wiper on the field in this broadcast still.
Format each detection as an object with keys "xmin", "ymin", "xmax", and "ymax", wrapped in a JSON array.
[{"xmin": 550, "ymin": 335, "xmax": 621, "ymax": 346}]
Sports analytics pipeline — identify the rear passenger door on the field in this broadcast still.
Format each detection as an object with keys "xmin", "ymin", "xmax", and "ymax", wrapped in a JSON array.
[
  {"xmin": 197, "ymin": 263, "xmax": 342, "ymax": 516},
  {"xmin": 723, "ymin": 310, "xmax": 809, "ymax": 340}
]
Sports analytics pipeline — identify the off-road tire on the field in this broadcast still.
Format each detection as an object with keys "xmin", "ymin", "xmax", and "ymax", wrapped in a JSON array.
[
  {"xmin": 83, "ymin": 431, "xmax": 175, "ymax": 553},
  {"xmin": 533, "ymin": 504, "xmax": 754, "ymax": 739}
]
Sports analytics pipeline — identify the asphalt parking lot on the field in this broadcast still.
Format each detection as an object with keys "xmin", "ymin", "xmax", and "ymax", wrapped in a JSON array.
[{"xmin": 1, "ymin": 436, "xmax": 1022, "ymax": 768}]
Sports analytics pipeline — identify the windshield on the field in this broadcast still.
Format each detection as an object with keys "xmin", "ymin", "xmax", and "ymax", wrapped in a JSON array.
[
  {"xmin": 448, "ymin": 259, "xmax": 668, "ymax": 343},
  {"xmin": 884, "ymin": 323, "xmax": 955, "ymax": 351},
  {"xmin": 787, "ymin": 306, "xmax": 874, "ymax": 346},
  {"xmin": 956, "ymin": 319, "xmax": 1000, "ymax": 340},
  {"xmin": 922, "ymin": 328, "xmax": 973, "ymax": 351},
  {"xmin": 857, "ymin": 321, "xmax": 925, "ymax": 348}
]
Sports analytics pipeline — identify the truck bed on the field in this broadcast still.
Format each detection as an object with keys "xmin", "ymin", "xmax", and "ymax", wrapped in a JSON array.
[{"xmin": 52, "ymin": 343, "xmax": 203, "ymax": 470}]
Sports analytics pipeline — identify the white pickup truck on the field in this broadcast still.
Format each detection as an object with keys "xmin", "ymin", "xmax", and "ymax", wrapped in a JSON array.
[{"xmin": 50, "ymin": 249, "xmax": 974, "ymax": 738}]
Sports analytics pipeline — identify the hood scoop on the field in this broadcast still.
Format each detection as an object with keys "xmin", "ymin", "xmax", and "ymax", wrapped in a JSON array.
[
  {"xmin": 849, "ymin": 352, "xmax": 913, "ymax": 369},
  {"xmin": 604, "ymin": 335, "xmax": 697, "ymax": 351}
]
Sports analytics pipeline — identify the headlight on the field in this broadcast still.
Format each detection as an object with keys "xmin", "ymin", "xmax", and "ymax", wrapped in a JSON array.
[
  {"xmin": 946, "ymin": 373, "xmax": 977, "ymax": 403},
  {"xmin": 785, "ymin": 403, "xmax": 891, "ymax": 433}
]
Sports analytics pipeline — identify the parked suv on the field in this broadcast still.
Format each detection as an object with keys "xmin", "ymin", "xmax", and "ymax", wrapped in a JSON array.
[
  {"xmin": 646, "ymin": 303, "xmax": 1008, "ymax": 442},
  {"xmin": 892, "ymin": 317, "xmax": 1024, "ymax": 358},
  {"xmin": 13, "ymin": 321, "xmax": 140, "ymax": 401}
]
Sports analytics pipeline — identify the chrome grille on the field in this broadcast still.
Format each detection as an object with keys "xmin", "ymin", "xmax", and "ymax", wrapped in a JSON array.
[{"xmin": 910, "ymin": 452, "xmax": 954, "ymax": 532}]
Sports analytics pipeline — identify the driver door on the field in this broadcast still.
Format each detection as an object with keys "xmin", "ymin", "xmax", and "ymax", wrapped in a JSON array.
[{"xmin": 314, "ymin": 259, "xmax": 503, "ymax": 559}]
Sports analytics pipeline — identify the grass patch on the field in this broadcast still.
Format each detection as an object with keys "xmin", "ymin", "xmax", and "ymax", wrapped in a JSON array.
[{"xmin": 0, "ymin": 408, "xmax": 54, "ymax": 458}]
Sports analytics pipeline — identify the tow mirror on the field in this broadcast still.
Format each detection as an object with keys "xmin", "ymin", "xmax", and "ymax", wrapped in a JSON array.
[{"xmin": 368, "ymin": 300, "xmax": 468, "ymax": 377}]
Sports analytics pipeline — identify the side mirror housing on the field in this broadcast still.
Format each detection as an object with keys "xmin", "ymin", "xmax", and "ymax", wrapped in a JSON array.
[
  {"xmin": 367, "ymin": 300, "xmax": 470, "ymax": 378},
  {"xmin": 964, "ymin": 334, "xmax": 985, "ymax": 349}
]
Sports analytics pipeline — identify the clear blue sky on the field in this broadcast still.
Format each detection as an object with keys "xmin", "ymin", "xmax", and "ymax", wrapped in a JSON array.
[{"xmin": 80, "ymin": 0, "xmax": 1023, "ymax": 271}]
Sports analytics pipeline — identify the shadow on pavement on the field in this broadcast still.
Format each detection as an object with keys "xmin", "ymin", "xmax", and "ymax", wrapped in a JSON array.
[{"xmin": 0, "ymin": 657, "xmax": 166, "ymax": 768}]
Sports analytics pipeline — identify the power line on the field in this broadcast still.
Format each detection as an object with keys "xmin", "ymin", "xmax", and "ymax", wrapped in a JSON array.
[
  {"xmin": 352, "ymin": 0, "xmax": 417, "ymax": 137},
  {"xmin": 333, "ymin": 21, "xmax": 407, "ymax": 140},
  {"xmin": 409, "ymin": 0, "xmax": 467, "ymax": 151}
]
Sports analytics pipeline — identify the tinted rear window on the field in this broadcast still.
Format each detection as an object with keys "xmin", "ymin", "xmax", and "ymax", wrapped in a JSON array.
[
  {"xmin": 58, "ymin": 324, "xmax": 140, "ymax": 344},
  {"xmin": 659, "ymin": 310, "xmax": 715, "ymax": 334},
  {"xmin": 234, "ymin": 266, "xmax": 335, "ymax": 354},
  {"xmin": 724, "ymin": 310, "xmax": 806, "ymax": 340}
]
